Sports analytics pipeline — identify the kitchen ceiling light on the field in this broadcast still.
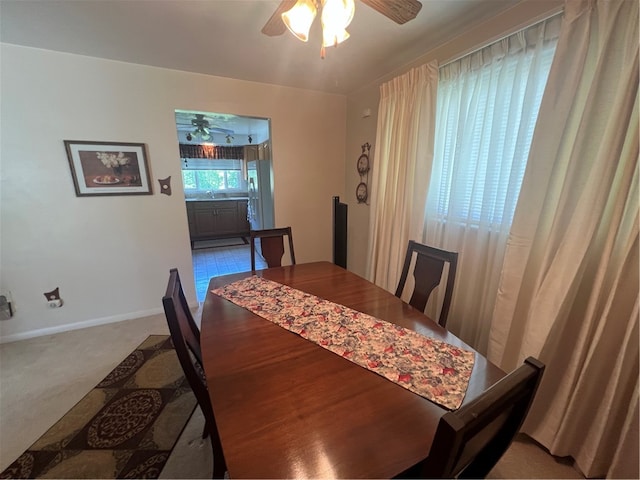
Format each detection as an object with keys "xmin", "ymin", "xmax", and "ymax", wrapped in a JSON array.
[
  {"xmin": 192, "ymin": 126, "xmax": 212, "ymax": 141},
  {"xmin": 282, "ymin": 0, "xmax": 355, "ymax": 58}
]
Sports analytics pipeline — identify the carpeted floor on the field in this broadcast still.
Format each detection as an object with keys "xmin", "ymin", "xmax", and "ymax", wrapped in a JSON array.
[{"xmin": 0, "ymin": 335, "xmax": 196, "ymax": 479}]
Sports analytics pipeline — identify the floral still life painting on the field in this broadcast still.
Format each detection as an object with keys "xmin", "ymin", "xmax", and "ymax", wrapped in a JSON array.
[{"xmin": 65, "ymin": 141, "xmax": 153, "ymax": 196}]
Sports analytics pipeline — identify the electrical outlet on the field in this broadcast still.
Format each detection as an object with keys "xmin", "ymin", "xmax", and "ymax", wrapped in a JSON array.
[{"xmin": 44, "ymin": 287, "xmax": 63, "ymax": 308}]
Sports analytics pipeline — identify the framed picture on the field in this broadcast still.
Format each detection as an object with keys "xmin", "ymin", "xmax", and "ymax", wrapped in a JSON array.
[{"xmin": 64, "ymin": 141, "xmax": 153, "ymax": 196}]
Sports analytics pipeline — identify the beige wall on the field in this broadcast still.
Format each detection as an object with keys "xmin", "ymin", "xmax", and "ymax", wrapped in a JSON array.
[
  {"xmin": 344, "ymin": 0, "xmax": 563, "ymax": 278},
  {"xmin": 0, "ymin": 0, "xmax": 564, "ymax": 340},
  {"xmin": 0, "ymin": 44, "xmax": 346, "ymax": 342}
]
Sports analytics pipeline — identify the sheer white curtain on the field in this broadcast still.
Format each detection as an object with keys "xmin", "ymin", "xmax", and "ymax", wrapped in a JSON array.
[
  {"xmin": 422, "ymin": 17, "xmax": 560, "ymax": 353},
  {"xmin": 488, "ymin": 0, "xmax": 638, "ymax": 477},
  {"xmin": 367, "ymin": 62, "xmax": 438, "ymax": 291}
]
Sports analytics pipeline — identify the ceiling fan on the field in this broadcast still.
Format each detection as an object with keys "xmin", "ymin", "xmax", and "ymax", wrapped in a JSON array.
[
  {"xmin": 178, "ymin": 114, "xmax": 235, "ymax": 142},
  {"xmin": 262, "ymin": 0, "xmax": 423, "ymax": 38}
]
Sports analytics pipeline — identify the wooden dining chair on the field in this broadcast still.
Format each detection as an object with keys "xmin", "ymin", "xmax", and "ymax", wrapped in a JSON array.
[
  {"xmin": 395, "ymin": 240, "xmax": 458, "ymax": 328},
  {"xmin": 162, "ymin": 268, "xmax": 227, "ymax": 479},
  {"xmin": 250, "ymin": 226, "xmax": 296, "ymax": 271},
  {"xmin": 397, "ymin": 357, "xmax": 545, "ymax": 479}
]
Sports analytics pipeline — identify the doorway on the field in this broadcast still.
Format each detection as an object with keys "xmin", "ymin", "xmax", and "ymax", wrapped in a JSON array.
[{"xmin": 174, "ymin": 110, "xmax": 275, "ymax": 301}]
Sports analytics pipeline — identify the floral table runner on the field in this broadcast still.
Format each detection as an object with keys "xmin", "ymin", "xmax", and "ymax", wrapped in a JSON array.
[{"xmin": 212, "ymin": 276, "xmax": 475, "ymax": 410}]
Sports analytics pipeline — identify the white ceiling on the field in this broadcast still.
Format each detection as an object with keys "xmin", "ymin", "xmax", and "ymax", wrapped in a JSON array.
[{"xmin": 0, "ymin": 0, "xmax": 527, "ymax": 95}]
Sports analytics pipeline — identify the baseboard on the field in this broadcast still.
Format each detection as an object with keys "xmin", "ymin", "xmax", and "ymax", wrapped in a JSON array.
[{"xmin": 0, "ymin": 303, "xmax": 195, "ymax": 344}]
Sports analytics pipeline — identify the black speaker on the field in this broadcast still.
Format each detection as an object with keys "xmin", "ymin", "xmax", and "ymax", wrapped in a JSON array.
[{"xmin": 332, "ymin": 196, "xmax": 348, "ymax": 268}]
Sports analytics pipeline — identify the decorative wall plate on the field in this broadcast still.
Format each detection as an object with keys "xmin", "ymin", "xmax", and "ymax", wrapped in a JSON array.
[
  {"xmin": 356, "ymin": 182, "xmax": 368, "ymax": 203},
  {"xmin": 357, "ymin": 153, "xmax": 370, "ymax": 174}
]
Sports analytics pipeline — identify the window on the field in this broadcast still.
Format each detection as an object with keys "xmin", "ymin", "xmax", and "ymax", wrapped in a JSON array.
[
  {"xmin": 182, "ymin": 170, "xmax": 242, "ymax": 191},
  {"xmin": 428, "ymin": 22, "xmax": 559, "ymax": 229},
  {"xmin": 181, "ymin": 158, "xmax": 245, "ymax": 192}
]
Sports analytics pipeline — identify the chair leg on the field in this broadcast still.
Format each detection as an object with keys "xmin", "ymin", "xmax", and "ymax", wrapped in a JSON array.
[
  {"xmin": 202, "ymin": 414, "xmax": 227, "ymax": 478},
  {"xmin": 209, "ymin": 433, "xmax": 227, "ymax": 479}
]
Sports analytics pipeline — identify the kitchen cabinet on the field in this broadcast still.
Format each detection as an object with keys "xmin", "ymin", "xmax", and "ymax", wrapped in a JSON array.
[{"xmin": 186, "ymin": 199, "xmax": 249, "ymax": 245}]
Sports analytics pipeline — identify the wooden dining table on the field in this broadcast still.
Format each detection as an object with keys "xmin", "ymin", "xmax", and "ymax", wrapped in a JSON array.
[{"xmin": 201, "ymin": 261, "xmax": 505, "ymax": 479}]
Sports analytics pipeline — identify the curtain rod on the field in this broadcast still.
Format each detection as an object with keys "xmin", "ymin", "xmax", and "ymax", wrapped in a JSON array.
[{"xmin": 440, "ymin": 6, "xmax": 564, "ymax": 69}]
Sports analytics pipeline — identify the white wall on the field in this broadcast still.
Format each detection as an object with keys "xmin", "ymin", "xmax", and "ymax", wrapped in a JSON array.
[
  {"xmin": 344, "ymin": 0, "xmax": 563, "ymax": 278},
  {"xmin": 0, "ymin": 44, "xmax": 346, "ymax": 342}
]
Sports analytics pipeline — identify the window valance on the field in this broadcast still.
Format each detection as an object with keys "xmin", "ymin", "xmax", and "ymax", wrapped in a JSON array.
[{"xmin": 179, "ymin": 144, "xmax": 244, "ymax": 160}]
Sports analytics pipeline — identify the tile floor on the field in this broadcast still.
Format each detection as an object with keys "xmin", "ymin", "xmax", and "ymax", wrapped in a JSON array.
[{"xmin": 191, "ymin": 238, "xmax": 267, "ymax": 302}]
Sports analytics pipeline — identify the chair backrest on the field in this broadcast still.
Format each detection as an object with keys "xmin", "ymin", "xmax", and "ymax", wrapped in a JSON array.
[
  {"xmin": 395, "ymin": 240, "xmax": 458, "ymax": 327},
  {"xmin": 162, "ymin": 268, "xmax": 226, "ymax": 478},
  {"xmin": 417, "ymin": 357, "xmax": 545, "ymax": 479},
  {"xmin": 250, "ymin": 227, "xmax": 296, "ymax": 270}
]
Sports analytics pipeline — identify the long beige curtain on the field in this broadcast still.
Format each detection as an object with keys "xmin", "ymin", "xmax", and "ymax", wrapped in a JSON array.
[
  {"xmin": 423, "ymin": 17, "xmax": 560, "ymax": 353},
  {"xmin": 367, "ymin": 62, "xmax": 438, "ymax": 290},
  {"xmin": 488, "ymin": 0, "xmax": 639, "ymax": 477}
]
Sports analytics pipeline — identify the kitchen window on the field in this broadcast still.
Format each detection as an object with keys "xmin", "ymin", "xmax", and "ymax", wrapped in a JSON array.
[{"xmin": 181, "ymin": 158, "xmax": 245, "ymax": 192}]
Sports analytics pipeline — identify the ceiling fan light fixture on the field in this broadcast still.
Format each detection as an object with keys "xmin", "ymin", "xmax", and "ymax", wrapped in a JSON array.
[
  {"xmin": 282, "ymin": 0, "xmax": 317, "ymax": 42},
  {"xmin": 321, "ymin": 0, "xmax": 354, "ymax": 36},
  {"xmin": 319, "ymin": 0, "xmax": 353, "ymax": 57},
  {"xmin": 322, "ymin": 26, "xmax": 350, "ymax": 48}
]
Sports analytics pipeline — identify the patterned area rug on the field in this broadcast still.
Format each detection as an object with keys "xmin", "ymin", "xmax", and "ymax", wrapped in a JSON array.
[{"xmin": 0, "ymin": 335, "xmax": 197, "ymax": 479}]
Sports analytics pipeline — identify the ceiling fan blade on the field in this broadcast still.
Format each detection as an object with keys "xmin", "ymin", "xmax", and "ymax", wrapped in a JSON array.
[
  {"xmin": 177, "ymin": 125, "xmax": 235, "ymax": 135},
  {"xmin": 261, "ymin": 0, "xmax": 297, "ymax": 36},
  {"xmin": 361, "ymin": 0, "xmax": 422, "ymax": 25}
]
